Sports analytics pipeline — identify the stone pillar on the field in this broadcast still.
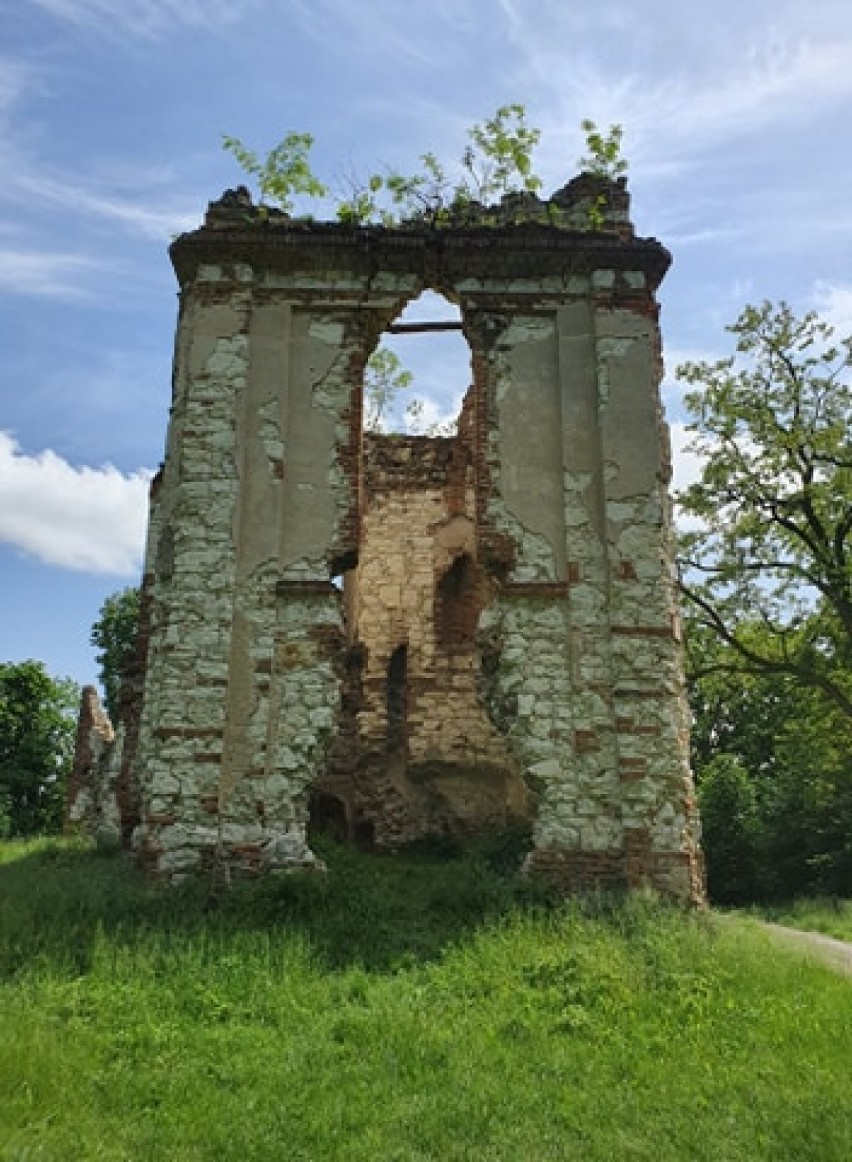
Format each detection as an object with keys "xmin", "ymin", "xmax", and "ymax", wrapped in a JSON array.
[
  {"xmin": 133, "ymin": 276, "xmax": 252, "ymax": 875},
  {"xmin": 66, "ymin": 686, "xmax": 117, "ymax": 842},
  {"xmin": 594, "ymin": 292, "xmax": 703, "ymax": 900}
]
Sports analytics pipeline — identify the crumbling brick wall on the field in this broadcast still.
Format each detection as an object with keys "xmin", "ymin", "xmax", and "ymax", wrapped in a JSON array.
[
  {"xmin": 313, "ymin": 431, "xmax": 527, "ymax": 847},
  {"xmin": 106, "ymin": 174, "xmax": 704, "ymax": 902}
]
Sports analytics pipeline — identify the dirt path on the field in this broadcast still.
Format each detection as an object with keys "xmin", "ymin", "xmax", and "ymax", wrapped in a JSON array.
[{"xmin": 761, "ymin": 922, "xmax": 852, "ymax": 977}]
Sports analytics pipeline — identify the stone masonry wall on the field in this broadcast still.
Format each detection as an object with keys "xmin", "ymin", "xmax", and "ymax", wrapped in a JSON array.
[
  {"xmin": 317, "ymin": 433, "xmax": 526, "ymax": 847},
  {"xmin": 121, "ymin": 177, "xmax": 704, "ymax": 902},
  {"xmin": 66, "ymin": 685, "xmax": 117, "ymax": 842}
]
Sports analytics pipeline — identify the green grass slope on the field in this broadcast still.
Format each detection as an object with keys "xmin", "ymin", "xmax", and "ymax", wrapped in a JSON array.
[{"xmin": 1, "ymin": 838, "xmax": 851, "ymax": 1161}]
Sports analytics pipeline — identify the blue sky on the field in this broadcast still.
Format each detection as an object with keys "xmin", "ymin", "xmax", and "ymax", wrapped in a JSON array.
[{"xmin": 2, "ymin": 0, "xmax": 852, "ymax": 692}]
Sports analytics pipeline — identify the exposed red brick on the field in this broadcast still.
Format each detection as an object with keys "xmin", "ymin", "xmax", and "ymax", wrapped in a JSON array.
[
  {"xmin": 619, "ymin": 757, "xmax": 648, "ymax": 782},
  {"xmin": 574, "ymin": 729, "xmax": 599, "ymax": 752}
]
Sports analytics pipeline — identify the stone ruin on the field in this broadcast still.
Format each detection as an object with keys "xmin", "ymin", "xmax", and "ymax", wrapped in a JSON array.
[{"xmin": 68, "ymin": 173, "xmax": 705, "ymax": 904}]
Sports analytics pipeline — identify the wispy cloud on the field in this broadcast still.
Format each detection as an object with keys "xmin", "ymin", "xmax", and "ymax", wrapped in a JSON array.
[
  {"xmin": 0, "ymin": 248, "xmax": 106, "ymax": 297},
  {"xmin": 0, "ymin": 54, "xmax": 200, "ymax": 240},
  {"xmin": 810, "ymin": 280, "xmax": 852, "ymax": 334},
  {"xmin": 657, "ymin": 227, "xmax": 743, "ymax": 249},
  {"xmin": 496, "ymin": 0, "xmax": 852, "ymax": 176},
  {"xmin": 0, "ymin": 58, "xmax": 31, "ymax": 113},
  {"xmin": 286, "ymin": 0, "xmax": 463, "ymax": 67},
  {"xmin": 0, "ymin": 432, "xmax": 151, "ymax": 575},
  {"xmin": 28, "ymin": 0, "xmax": 255, "ymax": 39},
  {"xmin": 669, "ymin": 421, "xmax": 704, "ymax": 498},
  {"xmin": 7, "ymin": 168, "xmax": 200, "ymax": 238}
]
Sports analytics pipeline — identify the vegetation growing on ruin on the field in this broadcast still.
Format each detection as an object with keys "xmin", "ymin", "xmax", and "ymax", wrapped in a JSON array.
[
  {"xmin": 2, "ymin": 838, "xmax": 852, "ymax": 1161},
  {"xmin": 223, "ymin": 110, "xmax": 624, "ymax": 227}
]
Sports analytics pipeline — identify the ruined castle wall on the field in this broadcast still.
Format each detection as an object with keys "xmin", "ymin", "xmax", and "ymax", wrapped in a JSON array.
[
  {"xmin": 131, "ymin": 252, "xmax": 429, "ymax": 874},
  {"xmin": 66, "ymin": 685, "xmax": 116, "ymax": 840},
  {"xmin": 595, "ymin": 301, "xmax": 702, "ymax": 899},
  {"xmin": 475, "ymin": 285, "xmax": 701, "ymax": 898},
  {"xmin": 126, "ymin": 186, "xmax": 704, "ymax": 901},
  {"xmin": 340, "ymin": 435, "xmax": 524, "ymax": 845}
]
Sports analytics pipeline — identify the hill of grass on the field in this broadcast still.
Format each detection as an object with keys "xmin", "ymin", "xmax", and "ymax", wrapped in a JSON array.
[{"xmin": 2, "ymin": 837, "xmax": 851, "ymax": 1161}]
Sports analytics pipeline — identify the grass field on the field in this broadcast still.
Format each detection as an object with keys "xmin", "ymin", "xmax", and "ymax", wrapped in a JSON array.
[
  {"xmin": 2, "ymin": 836, "xmax": 851, "ymax": 1161},
  {"xmin": 758, "ymin": 897, "xmax": 852, "ymax": 943}
]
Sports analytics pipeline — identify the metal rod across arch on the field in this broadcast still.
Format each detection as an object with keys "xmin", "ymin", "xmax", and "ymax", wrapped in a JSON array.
[{"xmin": 386, "ymin": 321, "xmax": 464, "ymax": 334}]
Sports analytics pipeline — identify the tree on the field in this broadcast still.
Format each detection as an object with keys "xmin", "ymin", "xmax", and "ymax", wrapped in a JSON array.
[
  {"xmin": 686, "ymin": 617, "xmax": 794, "ymax": 780},
  {"xmin": 762, "ymin": 684, "xmax": 852, "ymax": 896},
  {"xmin": 362, "ymin": 347, "xmax": 456, "ymax": 436},
  {"xmin": 90, "ymin": 587, "xmax": 141, "ymax": 724},
  {"xmin": 363, "ymin": 348, "xmax": 414, "ymax": 432},
  {"xmin": 677, "ymin": 301, "xmax": 852, "ymax": 720},
  {"xmin": 687, "ymin": 604, "xmax": 852, "ymax": 900},
  {"xmin": 697, "ymin": 754, "xmax": 762, "ymax": 904},
  {"xmin": 0, "ymin": 661, "xmax": 78, "ymax": 837}
]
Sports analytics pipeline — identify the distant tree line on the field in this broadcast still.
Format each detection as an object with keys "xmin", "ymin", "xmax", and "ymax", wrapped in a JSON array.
[{"xmin": 0, "ymin": 660, "xmax": 77, "ymax": 837}]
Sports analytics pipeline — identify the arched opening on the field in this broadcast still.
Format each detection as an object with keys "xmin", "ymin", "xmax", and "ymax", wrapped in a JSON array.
[
  {"xmin": 365, "ymin": 290, "xmax": 470, "ymax": 435},
  {"xmin": 307, "ymin": 790, "xmax": 349, "ymax": 844},
  {"xmin": 318, "ymin": 283, "xmax": 526, "ymax": 850},
  {"xmin": 386, "ymin": 644, "xmax": 408, "ymax": 756},
  {"xmin": 436, "ymin": 552, "xmax": 481, "ymax": 648}
]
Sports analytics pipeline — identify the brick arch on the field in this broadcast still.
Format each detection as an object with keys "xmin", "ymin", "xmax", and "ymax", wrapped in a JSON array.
[{"xmin": 435, "ymin": 552, "xmax": 485, "ymax": 649}]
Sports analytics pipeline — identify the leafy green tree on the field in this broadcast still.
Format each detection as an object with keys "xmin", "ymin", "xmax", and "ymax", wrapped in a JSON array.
[
  {"xmin": 687, "ymin": 609, "xmax": 852, "ymax": 899},
  {"xmin": 677, "ymin": 301, "xmax": 852, "ymax": 721},
  {"xmin": 90, "ymin": 587, "xmax": 141, "ymax": 724},
  {"xmin": 686, "ymin": 618, "xmax": 793, "ymax": 780},
  {"xmin": 363, "ymin": 347, "xmax": 414, "ymax": 432},
  {"xmin": 697, "ymin": 754, "xmax": 762, "ymax": 904},
  {"xmin": 0, "ymin": 661, "xmax": 78, "ymax": 836},
  {"xmin": 762, "ymin": 686, "xmax": 852, "ymax": 897}
]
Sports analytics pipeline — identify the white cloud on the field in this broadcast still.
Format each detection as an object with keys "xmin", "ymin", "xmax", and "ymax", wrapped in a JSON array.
[
  {"xmin": 0, "ymin": 432, "xmax": 151, "ymax": 576},
  {"xmin": 0, "ymin": 248, "xmax": 105, "ymax": 297},
  {"xmin": 668, "ymin": 421, "xmax": 707, "ymax": 535},
  {"xmin": 811, "ymin": 280, "xmax": 852, "ymax": 335},
  {"xmin": 0, "ymin": 59, "xmax": 30, "ymax": 114},
  {"xmin": 669, "ymin": 421, "xmax": 703, "ymax": 497},
  {"xmin": 6, "ymin": 168, "xmax": 200, "ymax": 240},
  {"xmin": 0, "ymin": 60, "xmax": 200, "ymax": 241},
  {"xmin": 496, "ymin": 1, "xmax": 852, "ymax": 175}
]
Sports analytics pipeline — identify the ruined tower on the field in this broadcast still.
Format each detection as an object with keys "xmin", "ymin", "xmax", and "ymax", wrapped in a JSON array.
[{"xmin": 99, "ymin": 175, "xmax": 703, "ymax": 901}]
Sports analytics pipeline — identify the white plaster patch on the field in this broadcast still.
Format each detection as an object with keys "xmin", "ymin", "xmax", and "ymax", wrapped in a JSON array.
[{"xmin": 309, "ymin": 321, "xmax": 345, "ymax": 345}]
